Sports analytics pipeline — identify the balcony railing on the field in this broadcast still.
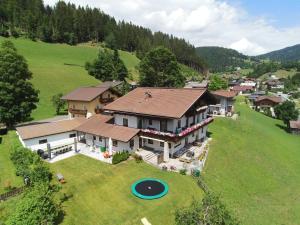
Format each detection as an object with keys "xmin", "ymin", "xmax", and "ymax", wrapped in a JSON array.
[
  {"xmin": 100, "ymin": 97, "xmax": 114, "ymax": 104},
  {"xmin": 69, "ymin": 108, "xmax": 87, "ymax": 115},
  {"xmin": 140, "ymin": 117, "xmax": 214, "ymax": 140}
]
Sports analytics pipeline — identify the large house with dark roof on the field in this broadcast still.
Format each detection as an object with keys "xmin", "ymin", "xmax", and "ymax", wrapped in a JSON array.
[{"xmin": 17, "ymin": 87, "xmax": 214, "ymax": 163}]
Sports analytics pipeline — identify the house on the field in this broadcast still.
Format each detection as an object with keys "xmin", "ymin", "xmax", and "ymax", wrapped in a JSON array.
[
  {"xmin": 209, "ymin": 90, "xmax": 237, "ymax": 116},
  {"xmin": 16, "ymin": 118, "xmax": 87, "ymax": 151},
  {"xmin": 265, "ymin": 79, "xmax": 284, "ymax": 90},
  {"xmin": 254, "ymin": 96, "xmax": 282, "ymax": 116},
  {"xmin": 61, "ymin": 86, "xmax": 121, "ymax": 118},
  {"xmin": 231, "ymin": 85, "xmax": 254, "ymax": 95},
  {"xmin": 289, "ymin": 121, "xmax": 300, "ymax": 135},
  {"xmin": 240, "ymin": 79, "xmax": 257, "ymax": 88},
  {"xmin": 102, "ymin": 87, "xmax": 214, "ymax": 162},
  {"xmin": 185, "ymin": 80, "xmax": 209, "ymax": 89},
  {"xmin": 17, "ymin": 87, "xmax": 214, "ymax": 163},
  {"xmin": 248, "ymin": 91, "xmax": 266, "ymax": 105}
]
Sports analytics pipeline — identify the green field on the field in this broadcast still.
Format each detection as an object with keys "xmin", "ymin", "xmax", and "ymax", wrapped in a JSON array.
[
  {"xmin": 50, "ymin": 156, "xmax": 202, "ymax": 225},
  {"xmin": 204, "ymin": 97, "xmax": 300, "ymax": 225},
  {"xmin": 0, "ymin": 132, "xmax": 23, "ymax": 194},
  {"xmin": 0, "ymin": 37, "xmax": 140, "ymax": 120}
]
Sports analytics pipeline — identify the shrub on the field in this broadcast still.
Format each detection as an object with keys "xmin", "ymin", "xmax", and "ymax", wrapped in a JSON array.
[
  {"xmin": 112, "ymin": 151, "xmax": 130, "ymax": 164},
  {"xmin": 179, "ymin": 169, "xmax": 187, "ymax": 175},
  {"xmin": 132, "ymin": 153, "xmax": 143, "ymax": 163}
]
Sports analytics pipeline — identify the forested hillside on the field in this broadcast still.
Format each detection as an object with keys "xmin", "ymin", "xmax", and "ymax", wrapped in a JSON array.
[
  {"xmin": 0, "ymin": 0, "xmax": 206, "ymax": 72},
  {"xmin": 196, "ymin": 46, "xmax": 254, "ymax": 72},
  {"xmin": 258, "ymin": 44, "xmax": 300, "ymax": 62}
]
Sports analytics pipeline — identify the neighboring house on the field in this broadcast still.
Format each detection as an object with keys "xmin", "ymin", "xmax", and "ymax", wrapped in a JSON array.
[
  {"xmin": 240, "ymin": 79, "xmax": 257, "ymax": 87},
  {"xmin": 61, "ymin": 86, "xmax": 121, "ymax": 118},
  {"xmin": 231, "ymin": 85, "xmax": 254, "ymax": 94},
  {"xmin": 265, "ymin": 79, "xmax": 284, "ymax": 90},
  {"xmin": 16, "ymin": 118, "xmax": 87, "ymax": 151},
  {"xmin": 185, "ymin": 80, "xmax": 209, "ymax": 89},
  {"xmin": 209, "ymin": 90, "xmax": 237, "ymax": 116},
  {"xmin": 289, "ymin": 120, "xmax": 300, "ymax": 135},
  {"xmin": 103, "ymin": 87, "xmax": 214, "ymax": 162},
  {"xmin": 254, "ymin": 96, "xmax": 282, "ymax": 117},
  {"xmin": 248, "ymin": 91, "xmax": 266, "ymax": 105}
]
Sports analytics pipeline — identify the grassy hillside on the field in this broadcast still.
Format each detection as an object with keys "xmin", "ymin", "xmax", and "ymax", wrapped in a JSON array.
[
  {"xmin": 204, "ymin": 97, "xmax": 300, "ymax": 225},
  {"xmin": 0, "ymin": 37, "xmax": 140, "ymax": 120}
]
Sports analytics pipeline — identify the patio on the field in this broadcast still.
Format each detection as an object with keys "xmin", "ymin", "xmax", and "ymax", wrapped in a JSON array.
[{"xmin": 137, "ymin": 139, "xmax": 211, "ymax": 174}]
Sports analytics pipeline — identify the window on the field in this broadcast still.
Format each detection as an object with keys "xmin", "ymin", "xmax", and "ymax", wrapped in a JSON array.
[
  {"xmin": 148, "ymin": 139, "xmax": 153, "ymax": 144},
  {"xmin": 73, "ymin": 104, "xmax": 75, "ymax": 109},
  {"xmin": 83, "ymin": 105, "xmax": 87, "ymax": 110},
  {"xmin": 160, "ymin": 142, "xmax": 164, "ymax": 147},
  {"xmin": 99, "ymin": 136, "xmax": 102, "ymax": 142},
  {"xmin": 123, "ymin": 118, "xmax": 128, "ymax": 127},
  {"xmin": 149, "ymin": 119, "xmax": 153, "ymax": 125},
  {"xmin": 201, "ymin": 128, "xmax": 204, "ymax": 133},
  {"xmin": 192, "ymin": 133, "xmax": 195, "ymax": 137},
  {"xmin": 177, "ymin": 119, "xmax": 181, "ymax": 128},
  {"xmin": 113, "ymin": 140, "xmax": 118, "ymax": 147},
  {"xmin": 160, "ymin": 120, "xmax": 168, "ymax": 132},
  {"xmin": 130, "ymin": 139, "xmax": 134, "ymax": 148},
  {"xmin": 108, "ymin": 93, "xmax": 111, "ymax": 98},
  {"xmin": 93, "ymin": 136, "xmax": 96, "ymax": 141},
  {"xmin": 168, "ymin": 143, "xmax": 171, "ymax": 149},
  {"xmin": 69, "ymin": 133, "xmax": 76, "ymax": 138},
  {"xmin": 39, "ymin": 139, "xmax": 47, "ymax": 144}
]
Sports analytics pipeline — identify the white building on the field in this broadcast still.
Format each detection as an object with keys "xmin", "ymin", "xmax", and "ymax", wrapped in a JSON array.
[{"xmin": 209, "ymin": 90, "xmax": 237, "ymax": 116}]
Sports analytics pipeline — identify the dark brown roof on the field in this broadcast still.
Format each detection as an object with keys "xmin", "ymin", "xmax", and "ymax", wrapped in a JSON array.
[
  {"xmin": 103, "ymin": 87, "xmax": 207, "ymax": 119},
  {"xmin": 290, "ymin": 120, "xmax": 300, "ymax": 129},
  {"xmin": 75, "ymin": 114, "xmax": 139, "ymax": 142},
  {"xmin": 16, "ymin": 118, "xmax": 87, "ymax": 140},
  {"xmin": 255, "ymin": 96, "xmax": 282, "ymax": 103},
  {"xmin": 212, "ymin": 90, "xmax": 237, "ymax": 98},
  {"xmin": 96, "ymin": 81, "xmax": 123, "ymax": 88},
  {"xmin": 61, "ymin": 87, "xmax": 109, "ymax": 102}
]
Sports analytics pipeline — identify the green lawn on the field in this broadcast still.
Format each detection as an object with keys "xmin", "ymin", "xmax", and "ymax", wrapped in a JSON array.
[
  {"xmin": 0, "ymin": 132, "xmax": 23, "ymax": 194},
  {"xmin": 203, "ymin": 97, "xmax": 300, "ymax": 225},
  {"xmin": 0, "ymin": 37, "xmax": 140, "ymax": 120},
  {"xmin": 50, "ymin": 156, "xmax": 202, "ymax": 225}
]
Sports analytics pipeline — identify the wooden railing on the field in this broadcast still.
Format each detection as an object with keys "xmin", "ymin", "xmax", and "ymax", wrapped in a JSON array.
[
  {"xmin": 100, "ymin": 97, "xmax": 114, "ymax": 104},
  {"xmin": 69, "ymin": 108, "xmax": 87, "ymax": 115}
]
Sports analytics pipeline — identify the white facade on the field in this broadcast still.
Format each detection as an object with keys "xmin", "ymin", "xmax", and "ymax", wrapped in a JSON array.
[{"xmin": 17, "ymin": 131, "xmax": 77, "ymax": 151}]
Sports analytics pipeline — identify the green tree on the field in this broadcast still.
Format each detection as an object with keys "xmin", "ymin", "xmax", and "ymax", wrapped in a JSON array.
[
  {"xmin": 113, "ymin": 49, "xmax": 128, "ymax": 81},
  {"xmin": 175, "ymin": 192, "xmax": 239, "ymax": 225},
  {"xmin": 51, "ymin": 93, "xmax": 66, "ymax": 115},
  {"xmin": 208, "ymin": 75, "xmax": 228, "ymax": 91},
  {"xmin": 6, "ymin": 184, "xmax": 61, "ymax": 225},
  {"xmin": 139, "ymin": 47, "xmax": 185, "ymax": 87},
  {"xmin": 0, "ymin": 41, "xmax": 39, "ymax": 127},
  {"xmin": 105, "ymin": 32, "xmax": 117, "ymax": 50},
  {"xmin": 274, "ymin": 101, "xmax": 299, "ymax": 126}
]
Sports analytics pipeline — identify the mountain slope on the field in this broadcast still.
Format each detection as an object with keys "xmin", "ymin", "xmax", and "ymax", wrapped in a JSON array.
[
  {"xmin": 258, "ymin": 44, "xmax": 300, "ymax": 62},
  {"xmin": 196, "ymin": 46, "xmax": 250, "ymax": 72}
]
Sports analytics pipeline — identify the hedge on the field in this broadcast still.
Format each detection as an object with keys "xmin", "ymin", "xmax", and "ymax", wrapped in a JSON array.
[{"xmin": 112, "ymin": 151, "xmax": 130, "ymax": 164}]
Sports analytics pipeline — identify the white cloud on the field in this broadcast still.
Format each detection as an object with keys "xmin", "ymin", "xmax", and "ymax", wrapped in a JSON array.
[{"xmin": 44, "ymin": 0, "xmax": 300, "ymax": 55}]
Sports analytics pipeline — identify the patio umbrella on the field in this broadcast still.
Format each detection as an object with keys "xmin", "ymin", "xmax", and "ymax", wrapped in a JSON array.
[{"xmin": 108, "ymin": 137, "xmax": 113, "ymax": 156}]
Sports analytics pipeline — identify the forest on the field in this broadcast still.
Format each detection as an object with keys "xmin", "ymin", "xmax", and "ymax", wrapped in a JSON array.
[{"xmin": 0, "ymin": 0, "xmax": 206, "ymax": 72}]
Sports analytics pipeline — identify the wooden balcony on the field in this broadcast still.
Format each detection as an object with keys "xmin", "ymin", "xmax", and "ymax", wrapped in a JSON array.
[
  {"xmin": 99, "ymin": 97, "xmax": 114, "ymax": 104},
  {"xmin": 69, "ymin": 108, "xmax": 87, "ymax": 115}
]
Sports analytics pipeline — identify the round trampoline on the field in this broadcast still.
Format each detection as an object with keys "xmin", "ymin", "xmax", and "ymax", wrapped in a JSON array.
[{"xmin": 131, "ymin": 178, "xmax": 169, "ymax": 200}]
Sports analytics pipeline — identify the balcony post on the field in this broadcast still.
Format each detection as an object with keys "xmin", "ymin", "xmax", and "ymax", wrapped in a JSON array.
[{"xmin": 163, "ymin": 141, "xmax": 169, "ymax": 162}]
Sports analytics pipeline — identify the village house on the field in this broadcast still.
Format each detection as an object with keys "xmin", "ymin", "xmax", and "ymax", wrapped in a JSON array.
[
  {"xmin": 231, "ymin": 85, "xmax": 254, "ymax": 95},
  {"xmin": 61, "ymin": 85, "xmax": 121, "ymax": 119},
  {"xmin": 209, "ymin": 90, "xmax": 237, "ymax": 116},
  {"xmin": 289, "ymin": 120, "xmax": 300, "ymax": 135},
  {"xmin": 265, "ymin": 79, "xmax": 284, "ymax": 90},
  {"xmin": 185, "ymin": 80, "xmax": 209, "ymax": 89},
  {"xmin": 16, "ymin": 87, "xmax": 214, "ymax": 164},
  {"xmin": 254, "ymin": 96, "xmax": 283, "ymax": 117}
]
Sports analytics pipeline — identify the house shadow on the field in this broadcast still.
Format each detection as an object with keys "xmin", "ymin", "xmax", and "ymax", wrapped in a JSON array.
[
  {"xmin": 206, "ymin": 131, "xmax": 213, "ymax": 138},
  {"xmin": 275, "ymin": 124, "xmax": 290, "ymax": 133}
]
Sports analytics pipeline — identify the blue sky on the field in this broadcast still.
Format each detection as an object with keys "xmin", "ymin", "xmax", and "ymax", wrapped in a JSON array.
[
  {"xmin": 45, "ymin": 0, "xmax": 300, "ymax": 55},
  {"xmin": 231, "ymin": 0, "xmax": 300, "ymax": 27}
]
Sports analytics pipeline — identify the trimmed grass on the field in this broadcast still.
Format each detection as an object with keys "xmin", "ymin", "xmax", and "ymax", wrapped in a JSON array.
[
  {"xmin": 0, "ymin": 132, "xmax": 23, "ymax": 194},
  {"xmin": 50, "ymin": 156, "xmax": 202, "ymax": 225},
  {"xmin": 0, "ymin": 37, "xmax": 140, "ymax": 120},
  {"xmin": 203, "ymin": 97, "xmax": 300, "ymax": 225}
]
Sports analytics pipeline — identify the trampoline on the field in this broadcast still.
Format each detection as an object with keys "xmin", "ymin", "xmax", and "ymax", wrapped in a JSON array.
[{"xmin": 131, "ymin": 178, "xmax": 169, "ymax": 200}]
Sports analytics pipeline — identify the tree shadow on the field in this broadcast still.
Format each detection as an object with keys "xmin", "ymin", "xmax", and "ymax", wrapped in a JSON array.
[
  {"xmin": 207, "ymin": 131, "xmax": 213, "ymax": 138},
  {"xmin": 275, "ymin": 124, "xmax": 290, "ymax": 133}
]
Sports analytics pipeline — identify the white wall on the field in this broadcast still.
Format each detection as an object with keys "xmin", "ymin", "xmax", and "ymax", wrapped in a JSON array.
[
  {"xmin": 114, "ymin": 114, "xmax": 138, "ymax": 128},
  {"xmin": 20, "ymin": 131, "xmax": 77, "ymax": 151}
]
